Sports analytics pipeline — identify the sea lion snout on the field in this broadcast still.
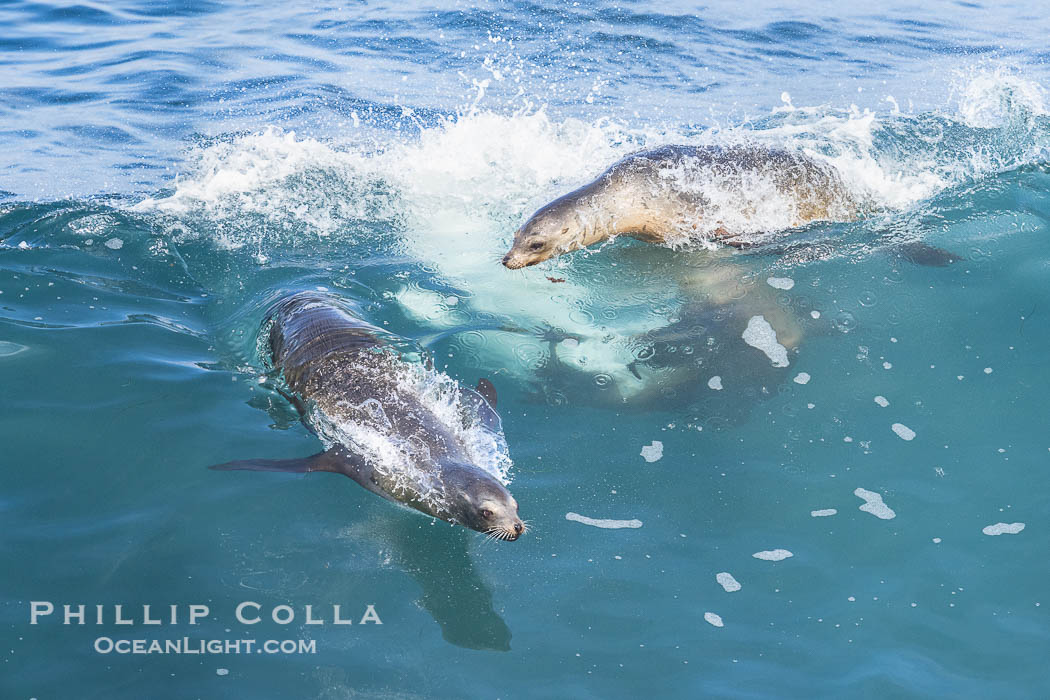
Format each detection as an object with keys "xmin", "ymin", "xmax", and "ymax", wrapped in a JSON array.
[
  {"xmin": 491, "ymin": 510, "xmax": 526, "ymax": 541},
  {"xmin": 501, "ymin": 249, "xmax": 537, "ymax": 269},
  {"xmin": 499, "ymin": 517, "xmax": 525, "ymax": 541}
]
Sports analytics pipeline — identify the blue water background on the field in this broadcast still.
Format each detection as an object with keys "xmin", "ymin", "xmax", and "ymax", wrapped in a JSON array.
[{"xmin": 3, "ymin": 1, "xmax": 1050, "ymax": 697}]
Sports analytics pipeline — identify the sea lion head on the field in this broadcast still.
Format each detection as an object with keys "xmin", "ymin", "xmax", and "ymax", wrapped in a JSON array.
[
  {"xmin": 440, "ymin": 462, "xmax": 525, "ymax": 540},
  {"xmin": 502, "ymin": 191, "xmax": 588, "ymax": 269}
]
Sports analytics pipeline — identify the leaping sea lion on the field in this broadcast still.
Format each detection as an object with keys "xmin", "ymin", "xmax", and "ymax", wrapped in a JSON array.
[
  {"xmin": 210, "ymin": 292, "xmax": 526, "ymax": 541},
  {"xmin": 502, "ymin": 144, "xmax": 860, "ymax": 269}
]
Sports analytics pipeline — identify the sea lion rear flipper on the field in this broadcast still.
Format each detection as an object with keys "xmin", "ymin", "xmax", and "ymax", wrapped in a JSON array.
[
  {"xmin": 736, "ymin": 238, "xmax": 963, "ymax": 267},
  {"xmin": 476, "ymin": 378, "xmax": 498, "ymax": 408},
  {"xmin": 892, "ymin": 242, "xmax": 963, "ymax": 267},
  {"xmin": 208, "ymin": 449, "xmax": 347, "ymax": 474}
]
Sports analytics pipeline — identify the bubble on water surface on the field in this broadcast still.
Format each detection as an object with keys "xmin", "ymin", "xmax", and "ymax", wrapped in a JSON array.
[
  {"xmin": 565, "ymin": 512, "xmax": 643, "ymax": 529},
  {"xmin": 982, "ymin": 522, "xmax": 1024, "ymax": 536},
  {"xmin": 640, "ymin": 441, "xmax": 663, "ymax": 462},
  {"xmin": 855, "ymin": 488, "xmax": 896, "ymax": 519},
  {"xmin": 716, "ymin": 572, "xmax": 741, "ymax": 592},
  {"xmin": 753, "ymin": 549, "xmax": 793, "ymax": 561},
  {"xmin": 891, "ymin": 423, "xmax": 915, "ymax": 440},
  {"xmin": 742, "ymin": 315, "xmax": 789, "ymax": 367}
]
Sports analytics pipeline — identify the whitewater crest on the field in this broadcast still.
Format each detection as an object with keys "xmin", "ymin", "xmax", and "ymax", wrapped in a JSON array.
[{"xmin": 133, "ymin": 68, "xmax": 1050, "ymax": 401}]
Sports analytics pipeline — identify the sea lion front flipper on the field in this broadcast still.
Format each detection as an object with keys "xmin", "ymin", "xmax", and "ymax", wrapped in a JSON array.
[
  {"xmin": 892, "ymin": 242, "xmax": 964, "ymax": 267},
  {"xmin": 208, "ymin": 449, "xmax": 347, "ymax": 474},
  {"xmin": 476, "ymin": 378, "xmax": 498, "ymax": 408}
]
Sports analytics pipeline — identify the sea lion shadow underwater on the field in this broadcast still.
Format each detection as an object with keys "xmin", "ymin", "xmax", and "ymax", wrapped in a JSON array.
[
  {"xmin": 509, "ymin": 244, "xmax": 817, "ymax": 412},
  {"xmin": 380, "ymin": 520, "xmax": 513, "ymax": 651},
  {"xmin": 209, "ymin": 292, "xmax": 525, "ymax": 542}
]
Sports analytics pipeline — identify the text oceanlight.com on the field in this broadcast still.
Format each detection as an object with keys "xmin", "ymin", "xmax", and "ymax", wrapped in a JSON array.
[{"xmin": 93, "ymin": 637, "xmax": 317, "ymax": 655}]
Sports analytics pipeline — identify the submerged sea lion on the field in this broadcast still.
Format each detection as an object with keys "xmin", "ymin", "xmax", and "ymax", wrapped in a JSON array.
[
  {"xmin": 543, "ymin": 247, "xmax": 810, "ymax": 406},
  {"xmin": 502, "ymin": 144, "xmax": 859, "ymax": 269},
  {"xmin": 211, "ymin": 292, "xmax": 526, "ymax": 541}
]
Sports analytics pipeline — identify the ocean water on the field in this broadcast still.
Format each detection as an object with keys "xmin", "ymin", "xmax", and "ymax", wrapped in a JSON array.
[{"xmin": 3, "ymin": 1, "xmax": 1050, "ymax": 697}]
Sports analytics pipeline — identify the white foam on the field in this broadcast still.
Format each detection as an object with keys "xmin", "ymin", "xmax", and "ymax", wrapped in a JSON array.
[
  {"xmin": 0, "ymin": 341, "xmax": 28, "ymax": 358},
  {"xmin": 891, "ymin": 423, "xmax": 915, "ymax": 441},
  {"xmin": 104, "ymin": 237, "xmax": 124, "ymax": 250},
  {"xmin": 132, "ymin": 79, "xmax": 1045, "ymax": 400},
  {"xmin": 811, "ymin": 509, "xmax": 837, "ymax": 517},
  {"xmin": 139, "ymin": 67, "xmax": 1039, "ymax": 257},
  {"xmin": 793, "ymin": 372, "xmax": 810, "ymax": 385},
  {"xmin": 854, "ymin": 488, "xmax": 896, "ymax": 520},
  {"xmin": 753, "ymin": 549, "xmax": 793, "ymax": 561},
  {"xmin": 704, "ymin": 612, "xmax": 724, "ymax": 627},
  {"xmin": 742, "ymin": 315, "xmax": 789, "ymax": 368},
  {"xmin": 874, "ymin": 395, "xmax": 889, "ymax": 407},
  {"xmin": 565, "ymin": 512, "xmax": 643, "ymax": 529},
  {"xmin": 716, "ymin": 572, "xmax": 741, "ymax": 592},
  {"xmin": 955, "ymin": 65, "xmax": 1047, "ymax": 129},
  {"xmin": 766, "ymin": 277, "xmax": 795, "ymax": 290},
  {"xmin": 982, "ymin": 522, "xmax": 1025, "ymax": 536},
  {"xmin": 640, "ymin": 441, "xmax": 663, "ymax": 463},
  {"xmin": 707, "ymin": 375, "xmax": 723, "ymax": 391}
]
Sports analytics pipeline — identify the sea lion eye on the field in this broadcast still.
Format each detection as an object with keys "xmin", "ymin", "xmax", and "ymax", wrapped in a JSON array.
[
  {"xmin": 529, "ymin": 241, "xmax": 544, "ymax": 251},
  {"xmin": 481, "ymin": 508, "xmax": 494, "ymax": 519}
]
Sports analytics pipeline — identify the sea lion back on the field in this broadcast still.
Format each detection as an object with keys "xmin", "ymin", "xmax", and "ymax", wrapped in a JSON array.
[{"xmin": 267, "ymin": 293, "xmax": 384, "ymax": 393}]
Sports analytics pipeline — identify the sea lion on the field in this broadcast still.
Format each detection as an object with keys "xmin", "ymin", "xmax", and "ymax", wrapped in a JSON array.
[
  {"xmin": 211, "ymin": 292, "xmax": 525, "ymax": 541},
  {"xmin": 501, "ymin": 144, "xmax": 860, "ymax": 269}
]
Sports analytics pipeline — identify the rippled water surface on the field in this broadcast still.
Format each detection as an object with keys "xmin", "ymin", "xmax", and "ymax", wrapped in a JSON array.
[{"xmin": 3, "ymin": 1, "xmax": 1050, "ymax": 697}]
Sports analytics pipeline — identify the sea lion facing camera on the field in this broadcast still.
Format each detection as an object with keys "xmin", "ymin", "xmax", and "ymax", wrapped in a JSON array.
[{"xmin": 211, "ymin": 292, "xmax": 525, "ymax": 541}]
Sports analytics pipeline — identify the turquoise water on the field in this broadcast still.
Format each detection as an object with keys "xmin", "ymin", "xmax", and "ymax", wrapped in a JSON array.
[{"xmin": 3, "ymin": 1, "xmax": 1050, "ymax": 697}]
